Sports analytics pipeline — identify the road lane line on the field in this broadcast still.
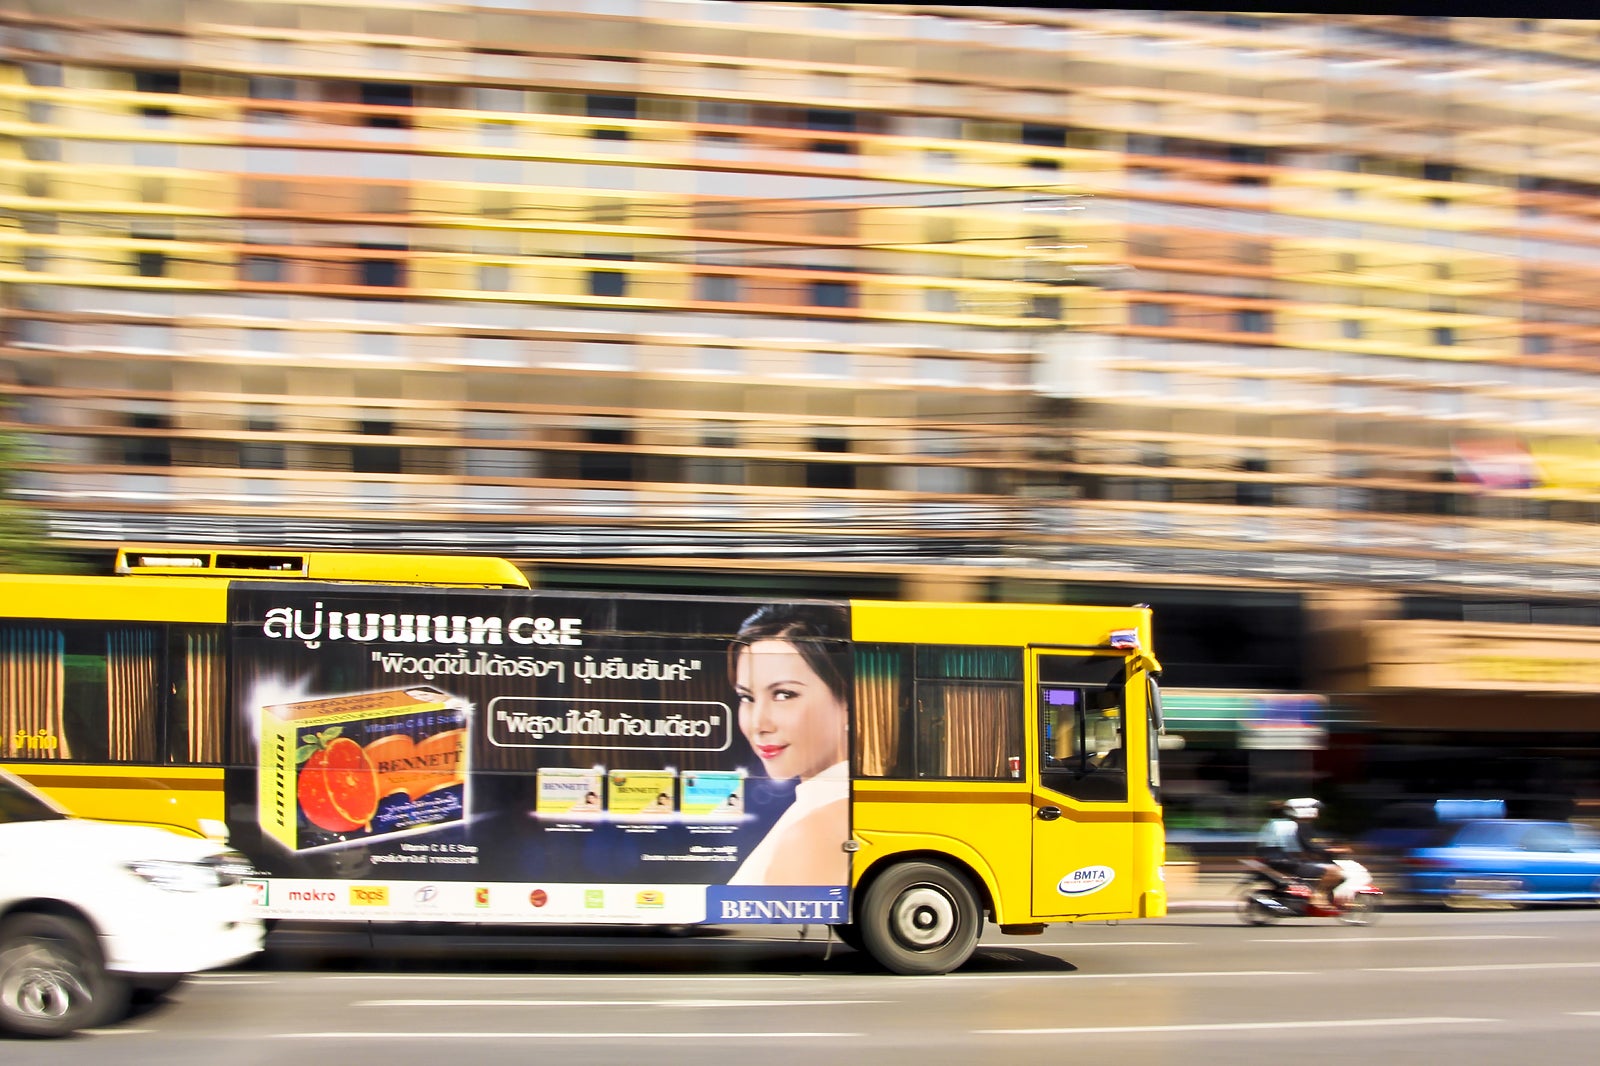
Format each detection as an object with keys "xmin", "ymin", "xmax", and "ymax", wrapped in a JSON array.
[
  {"xmin": 1256, "ymin": 935, "xmax": 1544, "ymax": 944},
  {"xmin": 355, "ymin": 999, "xmax": 884, "ymax": 1007},
  {"xmin": 316, "ymin": 974, "xmax": 822, "ymax": 982},
  {"xmin": 979, "ymin": 1016, "xmax": 1493, "ymax": 1036},
  {"xmin": 1019, "ymin": 941, "xmax": 1191, "ymax": 948},
  {"xmin": 275, "ymin": 1024, "xmax": 864, "ymax": 1030},
  {"xmin": 1369, "ymin": 961, "xmax": 1600, "ymax": 974}
]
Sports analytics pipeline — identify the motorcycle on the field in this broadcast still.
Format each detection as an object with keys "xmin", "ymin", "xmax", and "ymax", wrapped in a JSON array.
[{"xmin": 1235, "ymin": 854, "xmax": 1382, "ymax": 926}]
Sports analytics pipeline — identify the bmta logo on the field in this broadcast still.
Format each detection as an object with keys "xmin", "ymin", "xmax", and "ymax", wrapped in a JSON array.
[{"xmin": 1058, "ymin": 866, "xmax": 1115, "ymax": 897}]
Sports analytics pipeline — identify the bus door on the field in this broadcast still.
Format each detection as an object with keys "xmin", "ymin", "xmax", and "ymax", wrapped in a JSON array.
[{"xmin": 1030, "ymin": 651, "xmax": 1135, "ymax": 918}]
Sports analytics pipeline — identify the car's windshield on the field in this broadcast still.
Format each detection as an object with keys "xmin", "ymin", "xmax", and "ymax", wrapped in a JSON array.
[{"xmin": 0, "ymin": 774, "xmax": 69, "ymax": 823}]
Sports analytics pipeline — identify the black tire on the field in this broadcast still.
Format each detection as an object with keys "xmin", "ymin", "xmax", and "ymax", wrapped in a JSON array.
[
  {"xmin": 0, "ymin": 914, "xmax": 130, "ymax": 1038},
  {"xmin": 858, "ymin": 861, "xmax": 982, "ymax": 976},
  {"xmin": 1237, "ymin": 889, "xmax": 1279, "ymax": 926},
  {"xmin": 830, "ymin": 923, "xmax": 866, "ymax": 953}
]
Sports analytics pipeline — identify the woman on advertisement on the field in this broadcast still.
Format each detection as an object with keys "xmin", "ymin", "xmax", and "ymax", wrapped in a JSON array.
[{"xmin": 726, "ymin": 604, "xmax": 850, "ymax": 886}]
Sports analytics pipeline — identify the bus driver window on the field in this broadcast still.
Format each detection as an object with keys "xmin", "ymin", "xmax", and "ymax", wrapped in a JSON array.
[{"xmin": 1040, "ymin": 684, "xmax": 1127, "ymax": 803}]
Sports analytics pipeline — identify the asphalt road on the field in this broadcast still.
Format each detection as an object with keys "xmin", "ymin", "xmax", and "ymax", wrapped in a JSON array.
[{"xmin": 9, "ymin": 907, "xmax": 1600, "ymax": 1066}]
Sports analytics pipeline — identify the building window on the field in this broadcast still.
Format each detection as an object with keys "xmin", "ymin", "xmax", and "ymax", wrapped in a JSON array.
[
  {"xmin": 353, "ymin": 420, "xmax": 401, "ymax": 475},
  {"xmin": 1131, "ymin": 302, "xmax": 1171, "ymax": 327},
  {"xmin": 478, "ymin": 264, "xmax": 510, "ymax": 292},
  {"xmin": 695, "ymin": 275, "xmax": 740, "ymax": 302},
  {"xmin": 1021, "ymin": 123, "xmax": 1067, "ymax": 148},
  {"xmin": 1235, "ymin": 309, "xmax": 1271, "ymax": 333},
  {"xmin": 1432, "ymin": 326, "xmax": 1456, "ymax": 347},
  {"xmin": 591, "ymin": 127, "xmax": 630, "ymax": 141},
  {"xmin": 586, "ymin": 94, "xmax": 637, "ymax": 120},
  {"xmin": 1341, "ymin": 319, "xmax": 1364, "ymax": 340},
  {"xmin": 241, "ymin": 255, "xmax": 285, "ymax": 282},
  {"xmin": 135, "ymin": 251, "xmax": 167, "ymax": 278},
  {"xmin": 806, "ymin": 437, "xmax": 855, "ymax": 490},
  {"xmin": 1028, "ymin": 295, "xmax": 1063, "ymax": 320},
  {"xmin": 1523, "ymin": 333, "xmax": 1552, "ymax": 355},
  {"xmin": 126, "ymin": 412, "xmax": 173, "ymax": 466},
  {"xmin": 580, "ymin": 427, "xmax": 634, "ymax": 481},
  {"xmin": 589, "ymin": 270, "xmax": 628, "ymax": 297},
  {"xmin": 359, "ymin": 257, "xmax": 404, "ymax": 287},
  {"xmin": 806, "ymin": 109, "xmax": 855, "ymax": 132},
  {"xmin": 809, "ymin": 280, "xmax": 855, "ymax": 309},
  {"xmin": 359, "ymin": 82, "xmax": 412, "ymax": 127}
]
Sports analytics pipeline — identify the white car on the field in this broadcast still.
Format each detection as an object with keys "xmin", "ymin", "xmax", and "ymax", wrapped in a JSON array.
[{"xmin": 0, "ymin": 769, "xmax": 264, "ymax": 1038}]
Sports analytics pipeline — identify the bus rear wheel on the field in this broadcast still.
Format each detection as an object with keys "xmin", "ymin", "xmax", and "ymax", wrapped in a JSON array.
[{"xmin": 859, "ymin": 861, "xmax": 981, "ymax": 976}]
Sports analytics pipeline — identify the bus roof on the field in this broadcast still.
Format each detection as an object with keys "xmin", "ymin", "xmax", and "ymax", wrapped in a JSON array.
[{"xmin": 113, "ymin": 546, "xmax": 530, "ymax": 588}]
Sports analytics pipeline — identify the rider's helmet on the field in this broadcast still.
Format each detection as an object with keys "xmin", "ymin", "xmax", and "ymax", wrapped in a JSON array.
[{"xmin": 1283, "ymin": 797, "xmax": 1321, "ymax": 819}]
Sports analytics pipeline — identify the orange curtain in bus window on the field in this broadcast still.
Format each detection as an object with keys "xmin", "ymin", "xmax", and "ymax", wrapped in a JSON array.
[
  {"xmin": 854, "ymin": 648, "xmax": 902, "ymax": 777},
  {"xmin": 1, "ymin": 627, "xmax": 70, "ymax": 759},
  {"xmin": 107, "ymin": 628, "xmax": 160, "ymax": 762},
  {"xmin": 185, "ymin": 629, "xmax": 225, "ymax": 763},
  {"xmin": 938, "ymin": 683, "xmax": 1018, "ymax": 779}
]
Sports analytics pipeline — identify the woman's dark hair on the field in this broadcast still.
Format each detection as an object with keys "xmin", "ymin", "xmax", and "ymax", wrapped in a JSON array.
[{"xmin": 727, "ymin": 603, "xmax": 849, "ymax": 706}]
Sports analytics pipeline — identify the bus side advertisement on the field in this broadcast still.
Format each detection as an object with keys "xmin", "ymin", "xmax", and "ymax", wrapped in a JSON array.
[{"xmin": 224, "ymin": 585, "xmax": 851, "ymax": 925}]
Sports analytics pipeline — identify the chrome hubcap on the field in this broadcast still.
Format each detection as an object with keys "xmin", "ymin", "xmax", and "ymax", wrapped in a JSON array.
[
  {"xmin": 892, "ymin": 885, "xmax": 956, "ymax": 948},
  {"xmin": 2, "ymin": 944, "xmax": 87, "ymax": 1020}
]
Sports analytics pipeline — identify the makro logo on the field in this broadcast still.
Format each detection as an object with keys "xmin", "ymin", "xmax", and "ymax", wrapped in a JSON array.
[
  {"xmin": 350, "ymin": 885, "xmax": 390, "ymax": 907},
  {"xmin": 286, "ymin": 888, "xmax": 335, "ymax": 904},
  {"xmin": 1058, "ymin": 866, "xmax": 1115, "ymax": 897}
]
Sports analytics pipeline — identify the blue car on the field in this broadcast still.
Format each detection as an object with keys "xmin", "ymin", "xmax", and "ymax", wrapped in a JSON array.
[{"xmin": 1396, "ymin": 819, "xmax": 1600, "ymax": 908}]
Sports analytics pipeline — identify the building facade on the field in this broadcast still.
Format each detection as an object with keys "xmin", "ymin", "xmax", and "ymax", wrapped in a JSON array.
[{"xmin": 3, "ymin": 5, "xmax": 1599, "ymax": 830}]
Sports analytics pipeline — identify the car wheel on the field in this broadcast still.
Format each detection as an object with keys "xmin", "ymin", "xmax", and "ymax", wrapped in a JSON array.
[
  {"xmin": 859, "ymin": 861, "xmax": 982, "ymax": 976},
  {"xmin": 0, "ymin": 913, "xmax": 130, "ymax": 1038}
]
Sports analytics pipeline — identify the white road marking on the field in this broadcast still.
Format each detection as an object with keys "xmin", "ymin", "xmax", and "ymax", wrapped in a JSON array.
[
  {"xmin": 1257, "ymin": 935, "xmax": 1544, "ymax": 945},
  {"xmin": 316, "ymin": 973, "xmax": 821, "ymax": 982},
  {"xmin": 1023, "ymin": 941, "xmax": 1191, "ymax": 948},
  {"xmin": 355, "ymin": 998, "xmax": 883, "ymax": 1008},
  {"xmin": 272, "ymin": 1024, "xmax": 864, "ymax": 1030},
  {"xmin": 980, "ymin": 1016, "xmax": 1492, "ymax": 1036},
  {"xmin": 1369, "ymin": 961, "xmax": 1600, "ymax": 974}
]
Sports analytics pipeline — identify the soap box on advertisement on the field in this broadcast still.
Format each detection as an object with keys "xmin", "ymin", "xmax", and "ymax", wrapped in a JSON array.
[
  {"xmin": 258, "ymin": 685, "xmax": 468, "ymax": 851},
  {"xmin": 605, "ymin": 769, "xmax": 677, "ymax": 817},
  {"xmin": 535, "ymin": 767, "xmax": 606, "ymax": 816},
  {"xmin": 680, "ymin": 770, "xmax": 744, "ymax": 818}
]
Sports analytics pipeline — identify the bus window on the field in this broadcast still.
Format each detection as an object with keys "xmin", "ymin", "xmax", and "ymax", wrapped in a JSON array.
[
  {"xmin": 854, "ymin": 644, "xmax": 1023, "ymax": 780},
  {"xmin": 1037, "ymin": 654, "xmax": 1128, "ymax": 803}
]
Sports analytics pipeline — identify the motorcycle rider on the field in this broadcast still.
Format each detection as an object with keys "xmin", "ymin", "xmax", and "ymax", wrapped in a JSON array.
[{"xmin": 1256, "ymin": 797, "xmax": 1343, "ymax": 909}]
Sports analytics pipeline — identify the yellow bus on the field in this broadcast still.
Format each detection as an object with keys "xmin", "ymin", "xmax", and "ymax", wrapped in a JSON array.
[{"xmin": 0, "ymin": 545, "xmax": 1167, "ymax": 975}]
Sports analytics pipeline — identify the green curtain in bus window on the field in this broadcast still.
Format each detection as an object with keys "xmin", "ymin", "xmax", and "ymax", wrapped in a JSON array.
[
  {"xmin": 107, "ymin": 628, "xmax": 160, "ymax": 762},
  {"xmin": 854, "ymin": 645, "xmax": 905, "ymax": 777},
  {"xmin": 916, "ymin": 645, "xmax": 1022, "ymax": 682},
  {"xmin": 1, "ymin": 627, "xmax": 70, "ymax": 759},
  {"xmin": 183, "ymin": 628, "xmax": 225, "ymax": 763}
]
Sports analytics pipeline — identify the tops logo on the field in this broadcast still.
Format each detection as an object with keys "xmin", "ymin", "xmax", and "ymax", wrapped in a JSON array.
[{"xmin": 1057, "ymin": 866, "xmax": 1115, "ymax": 897}]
